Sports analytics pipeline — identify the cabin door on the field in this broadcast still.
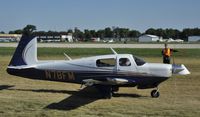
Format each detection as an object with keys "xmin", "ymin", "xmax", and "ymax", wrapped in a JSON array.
[{"xmin": 116, "ymin": 56, "xmax": 137, "ymax": 72}]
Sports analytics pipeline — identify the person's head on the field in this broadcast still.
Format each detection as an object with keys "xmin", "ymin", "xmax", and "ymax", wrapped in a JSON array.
[{"xmin": 164, "ymin": 43, "xmax": 168, "ymax": 48}]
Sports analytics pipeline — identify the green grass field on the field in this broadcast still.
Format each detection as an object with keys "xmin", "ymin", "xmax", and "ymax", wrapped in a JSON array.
[{"xmin": 0, "ymin": 47, "xmax": 200, "ymax": 117}]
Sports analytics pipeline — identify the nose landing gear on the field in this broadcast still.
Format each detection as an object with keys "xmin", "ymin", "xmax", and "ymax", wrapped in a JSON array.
[{"xmin": 151, "ymin": 88, "xmax": 160, "ymax": 98}]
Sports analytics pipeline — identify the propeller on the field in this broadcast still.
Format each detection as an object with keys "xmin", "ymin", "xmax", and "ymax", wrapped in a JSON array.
[
  {"xmin": 172, "ymin": 64, "xmax": 190, "ymax": 75},
  {"xmin": 171, "ymin": 44, "xmax": 190, "ymax": 75}
]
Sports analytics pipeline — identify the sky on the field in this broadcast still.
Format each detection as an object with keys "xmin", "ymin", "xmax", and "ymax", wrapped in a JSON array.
[{"xmin": 0, "ymin": 0, "xmax": 200, "ymax": 33}]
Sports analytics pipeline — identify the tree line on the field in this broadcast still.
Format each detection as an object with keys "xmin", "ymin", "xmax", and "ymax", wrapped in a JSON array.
[
  {"xmin": 1, "ymin": 25, "xmax": 200, "ymax": 41},
  {"xmin": 145, "ymin": 28, "xmax": 200, "ymax": 40}
]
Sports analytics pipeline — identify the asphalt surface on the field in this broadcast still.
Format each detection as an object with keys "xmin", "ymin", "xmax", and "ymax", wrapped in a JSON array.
[{"xmin": 0, "ymin": 43, "xmax": 199, "ymax": 48}]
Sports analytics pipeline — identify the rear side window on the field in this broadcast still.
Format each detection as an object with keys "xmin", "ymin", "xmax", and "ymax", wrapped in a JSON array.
[{"xmin": 96, "ymin": 58, "xmax": 115, "ymax": 67}]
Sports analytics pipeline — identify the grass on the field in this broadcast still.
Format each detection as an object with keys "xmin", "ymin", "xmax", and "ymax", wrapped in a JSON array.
[
  {"xmin": 1, "ymin": 47, "xmax": 200, "ymax": 58},
  {"xmin": 0, "ymin": 48, "xmax": 200, "ymax": 116}
]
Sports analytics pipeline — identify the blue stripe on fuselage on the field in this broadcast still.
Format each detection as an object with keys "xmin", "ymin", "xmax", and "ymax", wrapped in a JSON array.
[{"xmin": 7, "ymin": 68, "xmax": 169, "ymax": 88}]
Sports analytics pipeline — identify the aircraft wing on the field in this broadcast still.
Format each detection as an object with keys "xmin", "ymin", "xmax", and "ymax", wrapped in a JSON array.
[{"xmin": 82, "ymin": 78, "xmax": 134, "ymax": 86}]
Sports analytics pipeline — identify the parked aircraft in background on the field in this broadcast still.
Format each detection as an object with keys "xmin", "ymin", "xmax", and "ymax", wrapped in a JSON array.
[
  {"xmin": 103, "ymin": 39, "xmax": 114, "ymax": 43},
  {"xmin": 7, "ymin": 35, "xmax": 190, "ymax": 98}
]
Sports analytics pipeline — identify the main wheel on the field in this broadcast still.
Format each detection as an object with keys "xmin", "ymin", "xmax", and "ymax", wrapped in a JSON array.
[
  {"xmin": 106, "ymin": 92, "xmax": 112, "ymax": 99},
  {"xmin": 151, "ymin": 90, "xmax": 160, "ymax": 98}
]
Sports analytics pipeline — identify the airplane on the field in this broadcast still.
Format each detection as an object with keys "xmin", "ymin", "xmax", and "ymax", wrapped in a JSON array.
[{"xmin": 7, "ymin": 35, "xmax": 190, "ymax": 99}]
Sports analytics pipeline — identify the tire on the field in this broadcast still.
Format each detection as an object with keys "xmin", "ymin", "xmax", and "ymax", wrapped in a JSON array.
[{"xmin": 151, "ymin": 90, "xmax": 160, "ymax": 98}]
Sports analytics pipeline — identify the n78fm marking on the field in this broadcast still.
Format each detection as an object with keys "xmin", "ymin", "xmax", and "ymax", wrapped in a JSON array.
[{"xmin": 45, "ymin": 70, "xmax": 75, "ymax": 80}]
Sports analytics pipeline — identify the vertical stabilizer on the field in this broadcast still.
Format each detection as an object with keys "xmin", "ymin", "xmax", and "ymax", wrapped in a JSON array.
[{"xmin": 8, "ymin": 35, "xmax": 38, "ymax": 66}]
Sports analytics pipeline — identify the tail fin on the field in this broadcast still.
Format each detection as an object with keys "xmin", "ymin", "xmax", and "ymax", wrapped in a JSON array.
[{"xmin": 8, "ymin": 35, "xmax": 38, "ymax": 66}]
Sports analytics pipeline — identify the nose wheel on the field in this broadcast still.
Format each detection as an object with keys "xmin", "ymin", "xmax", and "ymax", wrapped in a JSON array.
[{"xmin": 151, "ymin": 89, "xmax": 160, "ymax": 98}]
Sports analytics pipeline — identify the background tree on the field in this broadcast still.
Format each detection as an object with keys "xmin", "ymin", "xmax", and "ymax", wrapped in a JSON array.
[
  {"xmin": 145, "ymin": 28, "xmax": 157, "ymax": 35},
  {"xmin": 96, "ymin": 30, "xmax": 105, "ymax": 39},
  {"xmin": 4, "ymin": 25, "xmax": 200, "ymax": 42},
  {"xmin": 145, "ymin": 28, "xmax": 181, "ymax": 39},
  {"xmin": 113, "ymin": 27, "xmax": 120, "ymax": 39},
  {"xmin": 128, "ymin": 30, "xmax": 141, "ymax": 38},
  {"xmin": 14, "ymin": 29, "xmax": 23, "ymax": 34},
  {"xmin": 156, "ymin": 28, "xmax": 166, "ymax": 37},
  {"xmin": 118, "ymin": 28, "xmax": 129, "ymax": 38},
  {"xmin": 46, "ymin": 31, "xmax": 59, "ymax": 36},
  {"xmin": 84, "ymin": 29, "xmax": 92, "ymax": 41},
  {"xmin": 89, "ymin": 30, "xmax": 97, "ymax": 38},
  {"xmin": 165, "ymin": 29, "xmax": 181, "ymax": 39},
  {"xmin": 67, "ymin": 29, "xmax": 73, "ymax": 34},
  {"xmin": 181, "ymin": 28, "xmax": 200, "ymax": 41},
  {"xmin": 0, "ymin": 31, "xmax": 5, "ymax": 34},
  {"xmin": 59, "ymin": 31, "xmax": 68, "ymax": 35},
  {"xmin": 9, "ymin": 29, "xmax": 23, "ymax": 34},
  {"xmin": 104, "ymin": 27, "xmax": 113, "ymax": 38},
  {"xmin": 34, "ymin": 31, "xmax": 46, "ymax": 36},
  {"xmin": 74, "ymin": 27, "xmax": 84, "ymax": 40}
]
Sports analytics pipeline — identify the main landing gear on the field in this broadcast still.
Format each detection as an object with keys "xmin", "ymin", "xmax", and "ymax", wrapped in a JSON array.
[
  {"xmin": 151, "ymin": 88, "xmax": 160, "ymax": 98},
  {"xmin": 95, "ymin": 85, "xmax": 119, "ymax": 99}
]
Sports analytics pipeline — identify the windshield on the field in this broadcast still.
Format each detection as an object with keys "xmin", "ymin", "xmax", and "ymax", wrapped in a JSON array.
[{"xmin": 133, "ymin": 56, "xmax": 146, "ymax": 66}]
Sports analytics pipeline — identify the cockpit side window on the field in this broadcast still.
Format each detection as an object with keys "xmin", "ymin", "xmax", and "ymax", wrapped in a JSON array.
[
  {"xmin": 119, "ymin": 58, "xmax": 131, "ymax": 66},
  {"xmin": 96, "ymin": 58, "xmax": 115, "ymax": 67},
  {"xmin": 133, "ymin": 56, "xmax": 146, "ymax": 66}
]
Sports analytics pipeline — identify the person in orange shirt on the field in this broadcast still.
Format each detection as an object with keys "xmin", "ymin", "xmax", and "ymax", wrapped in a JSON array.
[{"xmin": 162, "ymin": 43, "xmax": 178, "ymax": 64}]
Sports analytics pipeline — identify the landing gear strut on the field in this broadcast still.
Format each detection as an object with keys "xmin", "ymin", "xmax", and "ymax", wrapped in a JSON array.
[{"xmin": 151, "ymin": 88, "xmax": 160, "ymax": 98}]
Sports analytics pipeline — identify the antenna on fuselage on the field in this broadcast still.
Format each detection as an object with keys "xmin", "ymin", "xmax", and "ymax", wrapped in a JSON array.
[
  {"xmin": 64, "ymin": 53, "xmax": 72, "ymax": 60},
  {"xmin": 110, "ymin": 48, "xmax": 117, "ymax": 55},
  {"xmin": 110, "ymin": 48, "xmax": 118, "ymax": 73}
]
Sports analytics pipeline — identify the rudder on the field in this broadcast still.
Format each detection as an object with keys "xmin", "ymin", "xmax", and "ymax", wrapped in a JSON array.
[{"xmin": 8, "ymin": 35, "xmax": 38, "ymax": 66}]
